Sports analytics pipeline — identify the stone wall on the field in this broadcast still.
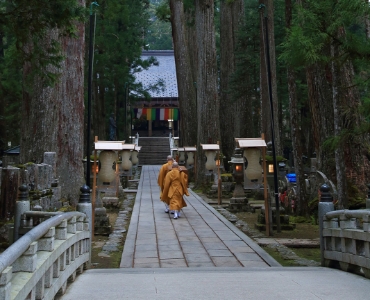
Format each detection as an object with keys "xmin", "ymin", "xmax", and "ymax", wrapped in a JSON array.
[{"xmin": 0, "ymin": 152, "xmax": 62, "ymax": 221}]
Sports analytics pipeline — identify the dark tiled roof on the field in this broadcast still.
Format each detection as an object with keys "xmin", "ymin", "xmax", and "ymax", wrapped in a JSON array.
[
  {"xmin": 4, "ymin": 145, "xmax": 20, "ymax": 155},
  {"xmin": 134, "ymin": 50, "xmax": 178, "ymax": 98}
]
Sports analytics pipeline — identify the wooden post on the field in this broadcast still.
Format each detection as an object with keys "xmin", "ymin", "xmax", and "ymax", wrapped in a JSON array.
[
  {"xmin": 262, "ymin": 133, "xmax": 271, "ymax": 236},
  {"xmin": 92, "ymin": 136, "xmax": 98, "ymax": 238},
  {"xmin": 217, "ymin": 141, "xmax": 222, "ymax": 205}
]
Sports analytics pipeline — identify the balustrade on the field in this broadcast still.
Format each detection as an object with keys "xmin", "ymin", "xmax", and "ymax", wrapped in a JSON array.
[{"xmin": 0, "ymin": 212, "xmax": 90, "ymax": 300}]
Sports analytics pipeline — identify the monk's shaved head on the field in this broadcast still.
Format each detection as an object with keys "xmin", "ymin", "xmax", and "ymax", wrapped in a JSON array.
[
  {"xmin": 172, "ymin": 162, "xmax": 179, "ymax": 168},
  {"xmin": 167, "ymin": 155, "xmax": 173, "ymax": 161}
]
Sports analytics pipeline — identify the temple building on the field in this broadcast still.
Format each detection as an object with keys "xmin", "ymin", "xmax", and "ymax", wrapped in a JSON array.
[{"xmin": 132, "ymin": 50, "xmax": 179, "ymax": 137}]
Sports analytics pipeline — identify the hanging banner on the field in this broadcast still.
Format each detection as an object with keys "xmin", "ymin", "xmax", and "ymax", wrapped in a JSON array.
[{"xmin": 133, "ymin": 108, "xmax": 179, "ymax": 121}]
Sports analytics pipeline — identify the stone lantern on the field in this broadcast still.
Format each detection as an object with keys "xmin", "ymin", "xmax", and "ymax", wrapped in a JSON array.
[
  {"xmin": 131, "ymin": 146, "xmax": 141, "ymax": 166},
  {"xmin": 184, "ymin": 146, "xmax": 196, "ymax": 168},
  {"xmin": 119, "ymin": 144, "xmax": 135, "ymax": 174},
  {"xmin": 98, "ymin": 150, "xmax": 118, "ymax": 184},
  {"xmin": 201, "ymin": 144, "xmax": 219, "ymax": 173},
  {"xmin": 172, "ymin": 136, "xmax": 179, "ymax": 147},
  {"xmin": 171, "ymin": 147, "xmax": 178, "ymax": 161},
  {"xmin": 229, "ymin": 148, "xmax": 245, "ymax": 198},
  {"xmin": 178, "ymin": 147, "xmax": 186, "ymax": 164},
  {"xmin": 228, "ymin": 148, "xmax": 248, "ymax": 212}
]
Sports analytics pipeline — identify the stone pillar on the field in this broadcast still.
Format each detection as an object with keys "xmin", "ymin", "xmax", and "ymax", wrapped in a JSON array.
[
  {"xmin": 76, "ymin": 185, "xmax": 92, "ymax": 266},
  {"xmin": 318, "ymin": 183, "xmax": 334, "ymax": 266},
  {"xmin": 14, "ymin": 184, "xmax": 31, "ymax": 243},
  {"xmin": 43, "ymin": 152, "xmax": 57, "ymax": 179}
]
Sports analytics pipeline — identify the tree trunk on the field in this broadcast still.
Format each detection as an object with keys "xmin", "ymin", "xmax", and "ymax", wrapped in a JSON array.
[
  {"xmin": 305, "ymin": 64, "xmax": 334, "ymax": 175},
  {"xmin": 286, "ymin": 0, "xmax": 308, "ymax": 216},
  {"xmin": 259, "ymin": 0, "xmax": 269, "ymax": 143},
  {"xmin": 194, "ymin": 0, "xmax": 220, "ymax": 185},
  {"xmin": 259, "ymin": 0, "xmax": 281, "ymax": 155},
  {"xmin": 92, "ymin": 73, "xmax": 107, "ymax": 141},
  {"xmin": 219, "ymin": 0, "xmax": 245, "ymax": 165},
  {"xmin": 21, "ymin": 1, "xmax": 85, "ymax": 205},
  {"xmin": 170, "ymin": 0, "xmax": 197, "ymax": 147},
  {"xmin": 331, "ymin": 39, "xmax": 347, "ymax": 208}
]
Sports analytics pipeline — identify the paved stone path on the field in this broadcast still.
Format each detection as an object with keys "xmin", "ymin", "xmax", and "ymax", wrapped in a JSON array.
[{"xmin": 119, "ymin": 165, "xmax": 279, "ymax": 268}]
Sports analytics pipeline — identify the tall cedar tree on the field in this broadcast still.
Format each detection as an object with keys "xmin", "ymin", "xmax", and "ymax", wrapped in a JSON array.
[{"xmin": 281, "ymin": 0, "xmax": 370, "ymax": 207}]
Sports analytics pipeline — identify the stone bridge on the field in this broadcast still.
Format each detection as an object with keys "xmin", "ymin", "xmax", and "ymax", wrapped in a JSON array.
[{"xmin": 2, "ymin": 168, "xmax": 370, "ymax": 299}]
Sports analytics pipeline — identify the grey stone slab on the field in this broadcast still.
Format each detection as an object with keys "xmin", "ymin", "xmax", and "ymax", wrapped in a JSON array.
[
  {"xmin": 158, "ymin": 243, "xmax": 182, "ymax": 252},
  {"xmin": 136, "ymin": 233, "xmax": 157, "ymax": 240},
  {"xmin": 135, "ymin": 238, "xmax": 156, "ymax": 245},
  {"xmin": 135, "ymin": 250, "xmax": 158, "ymax": 258},
  {"xmin": 228, "ymin": 246, "xmax": 255, "ymax": 253},
  {"xmin": 187, "ymin": 261, "xmax": 215, "ymax": 267},
  {"xmin": 159, "ymin": 250, "xmax": 184, "ymax": 260},
  {"xmin": 157, "ymin": 238, "xmax": 180, "ymax": 246},
  {"xmin": 194, "ymin": 230, "xmax": 218, "ymax": 238},
  {"xmin": 240, "ymin": 260, "xmax": 270, "ymax": 267},
  {"xmin": 233, "ymin": 252, "xmax": 263, "ymax": 262},
  {"xmin": 184, "ymin": 253, "xmax": 213, "ymax": 263},
  {"xmin": 134, "ymin": 257, "xmax": 159, "ymax": 264},
  {"xmin": 199, "ymin": 237, "xmax": 222, "ymax": 243},
  {"xmin": 133, "ymin": 262, "xmax": 160, "ymax": 268},
  {"xmin": 135, "ymin": 244, "xmax": 158, "ymax": 252},
  {"xmin": 160, "ymin": 259, "xmax": 188, "ymax": 268},
  {"xmin": 211, "ymin": 257, "xmax": 242, "ymax": 267},
  {"xmin": 178, "ymin": 236, "xmax": 200, "ymax": 242},
  {"xmin": 202, "ymin": 242, "xmax": 228, "ymax": 251},
  {"xmin": 207, "ymin": 250, "xmax": 234, "ymax": 257}
]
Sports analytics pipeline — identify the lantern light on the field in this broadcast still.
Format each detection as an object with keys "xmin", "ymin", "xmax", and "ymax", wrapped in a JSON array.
[
  {"xmin": 92, "ymin": 164, "xmax": 99, "ymax": 174},
  {"xmin": 235, "ymin": 164, "xmax": 243, "ymax": 173},
  {"xmin": 268, "ymin": 164, "xmax": 274, "ymax": 173}
]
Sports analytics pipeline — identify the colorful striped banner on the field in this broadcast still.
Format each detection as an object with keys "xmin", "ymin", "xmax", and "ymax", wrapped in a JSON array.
[{"xmin": 133, "ymin": 108, "xmax": 179, "ymax": 121}]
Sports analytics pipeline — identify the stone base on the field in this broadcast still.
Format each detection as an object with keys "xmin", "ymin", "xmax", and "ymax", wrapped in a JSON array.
[
  {"xmin": 228, "ymin": 197, "xmax": 250, "ymax": 212},
  {"xmin": 94, "ymin": 207, "xmax": 111, "ymax": 235},
  {"xmin": 102, "ymin": 197, "xmax": 119, "ymax": 207}
]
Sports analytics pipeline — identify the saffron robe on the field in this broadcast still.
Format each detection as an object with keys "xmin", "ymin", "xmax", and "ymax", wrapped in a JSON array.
[
  {"xmin": 162, "ymin": 168, "xmax": 189, "ymax": 211},
  {"xmin": 157, "ymin": 161, "xmax": 173, "ymax": 200}
]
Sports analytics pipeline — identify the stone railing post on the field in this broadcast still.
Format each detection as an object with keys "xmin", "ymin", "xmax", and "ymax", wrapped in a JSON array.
[
  {"xmin": 319, "ymin": 183, "xmax": 334, "ymax": 266},
  {"xmin": 76, "ymin": 185, "xmax": 92, "ymax": 266},
  {"xmin": 14, "ymin": 184, "xmax": 30, "ymax": 243}
]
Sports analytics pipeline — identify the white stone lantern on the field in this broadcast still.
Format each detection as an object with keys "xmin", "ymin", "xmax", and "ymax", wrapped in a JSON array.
[
  {"xmin": 173, "ymin": 136, "xmax": 179, "ymax": 147},
  {"xmin": 119, "ymin": 144, "xmax": 135, "ymax": 172},
  {"xmin": 236, "ymin": 138, "xmax": 267, "ymax": 188},
  {"xmin": 131, "ymin": 146, "xmax": 141, "ymax": 165},
  {"xmin": 171, "ymin": 148, "xmax": 178, "ymax": 160},
  {"xmin": 201, "ymin": 144, "xmax": 220, "ymax": 172},
  {"xmin": 98, "ymin": 150, "xmax": 118, "ymax": 183},
  {"xmin": 184, "ymin": 146, "xmax": 197, "ymax": 167},
  {"xmin": 178, "ymin": 147, "xmax": 186, "ymax": 164},
  {"xmin": 94, "ymin": 141, "xmax": 125, "ymax": 184},
  {"xmin": 243, "ymin": 147, "xmax": 262, "ymax": 181}
]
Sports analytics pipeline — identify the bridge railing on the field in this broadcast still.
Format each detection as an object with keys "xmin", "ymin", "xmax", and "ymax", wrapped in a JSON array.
[
  {"xmin": 0, "ymin": 211, "xmax": 90, "ymax": 300},
  {"xmin": 322, "ymin": 209, "xmax": 370, "ymax": 278}
]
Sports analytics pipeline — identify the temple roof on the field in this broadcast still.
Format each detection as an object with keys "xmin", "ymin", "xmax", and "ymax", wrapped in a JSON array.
[{"xmin": 134, "ymin": 50, "xmax": 178, "ymax": 98}]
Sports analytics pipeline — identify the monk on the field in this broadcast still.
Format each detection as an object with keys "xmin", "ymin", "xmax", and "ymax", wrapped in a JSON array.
[
  {"xmin": 157, "ymin": 155, "xmax": 174, "ymax": 213},
  {"xmin": 162, "ymin": 162, "xmax": 189, "ymax": 219}
]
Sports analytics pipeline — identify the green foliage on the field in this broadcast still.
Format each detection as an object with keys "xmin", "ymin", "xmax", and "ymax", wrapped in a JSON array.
[
  {"xmin": 92, "ymin": 0, "xmax": 156, "ymax": 140},
  {"xmin": 145, "ymin": 1, "xmax": 172, "ymax": 50}
]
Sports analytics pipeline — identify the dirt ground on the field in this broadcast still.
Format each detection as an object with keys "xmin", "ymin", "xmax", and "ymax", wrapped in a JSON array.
[{"xmin": 234, "ymin": 209, "xmax": 320, "ymax": 240}]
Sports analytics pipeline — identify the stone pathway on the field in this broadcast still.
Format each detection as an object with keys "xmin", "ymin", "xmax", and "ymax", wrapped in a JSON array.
[{"xmin": 119, "ymin": 165, "xmax": 279, "ymax": 268}]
